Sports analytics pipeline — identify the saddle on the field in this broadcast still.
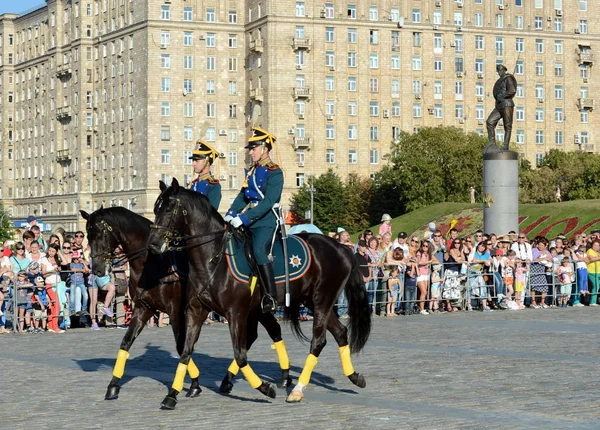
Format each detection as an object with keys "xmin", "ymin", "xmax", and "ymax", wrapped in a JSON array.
[{"xmin": 225, "ymin": 231, "xmax": 312, "ymax": 286}]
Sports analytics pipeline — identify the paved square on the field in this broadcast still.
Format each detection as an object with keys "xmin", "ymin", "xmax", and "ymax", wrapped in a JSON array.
[{"xmin": 2, "ymin": 309, "xmax": 600, "ymax": 429}]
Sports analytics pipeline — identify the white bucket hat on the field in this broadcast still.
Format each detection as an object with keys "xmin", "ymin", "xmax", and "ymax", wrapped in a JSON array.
[{"xmin": 381, "ymin": 214, "xmax": 392, "ymax": 222}]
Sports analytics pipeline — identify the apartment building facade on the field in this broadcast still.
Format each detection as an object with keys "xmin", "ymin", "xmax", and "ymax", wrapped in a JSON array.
[{"xmin": 0, "ymin": 0, "xmax": 597, "ymax": 232}]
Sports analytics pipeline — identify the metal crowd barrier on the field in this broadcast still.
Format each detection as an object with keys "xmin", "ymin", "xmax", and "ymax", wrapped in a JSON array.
[
  {"xmin": 344, "ymin": 258, "xmax": 595, "ymax": 315},
  {"xmin": 1, "ymin": 269, "xmax": 131, "ymax": 333}
]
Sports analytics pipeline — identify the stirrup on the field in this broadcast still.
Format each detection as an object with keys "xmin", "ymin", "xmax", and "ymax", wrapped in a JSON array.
[{"xmin": 261, "ymin": 295, "xmax": 277, "ymax": 313}]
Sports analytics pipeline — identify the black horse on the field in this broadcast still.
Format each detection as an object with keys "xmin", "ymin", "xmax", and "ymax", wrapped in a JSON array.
[
  {"xmin": 148, "ymin": 179, "xmax": 371, "ymax": 404},
  {"xmin": 80, "ymin": 207, "xmax": 292, "ymax": 405}
]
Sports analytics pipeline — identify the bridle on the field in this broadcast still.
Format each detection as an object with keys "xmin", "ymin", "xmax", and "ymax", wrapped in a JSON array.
[
  {"xmin": 89, "ymin": 219, "xmax": 147, "ymax": 267},
  {"xmin": 150, "ymin": 196, "xmax": 227, "ymax": 253}
]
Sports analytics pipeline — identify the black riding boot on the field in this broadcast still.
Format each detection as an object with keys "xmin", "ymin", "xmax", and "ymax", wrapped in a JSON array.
[{"xmin": 258, "ymin": 263, "xmax": 278, "ymax": 313}]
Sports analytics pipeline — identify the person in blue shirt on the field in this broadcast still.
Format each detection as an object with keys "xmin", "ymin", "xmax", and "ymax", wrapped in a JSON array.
[
  {"xmin": 187, "ymin": 140, "xmax": 222, "ymax": 211},
  {"xmin": 225, "ymin": 127, "xmax": 283, "ymax": 313}
]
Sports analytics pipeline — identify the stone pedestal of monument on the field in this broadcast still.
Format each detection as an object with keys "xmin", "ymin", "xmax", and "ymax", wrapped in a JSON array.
[{"xmin": 483, "ymin": 149, "xmax": 519, "ymax": 235}]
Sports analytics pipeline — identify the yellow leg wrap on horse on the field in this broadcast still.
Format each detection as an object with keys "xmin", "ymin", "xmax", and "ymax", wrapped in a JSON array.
[
  {"xmin": 272, "ymin": 340, "xmax": 290, "ymax": 369},
  {"xmin": 298, "ymin": 354, "xmax": 319, "ymax": 386},
  {"xmin": 339, "ymin": 345, "xmax": 355, "ymax": 376},
  {"xmin": 187, "ymin": 358, "xmax": 200, "ymax": 379},
  {"xmin": 250, "ymin": 276, "xmax": 258, "ymax": 295},
  {"xmin": 112, "ymin": 349, "xmax": 130, "ymax": 378},
  {"xmin": 228, "ymin": 359, "xmax": 240, "ymax": 376},
  {"xmin": 240, "ymin": 365, "xmax": 262, "ymax": 389},
  {"xmin": 172, "ymin": 363, "xmax": 188, "ymax": 392}
]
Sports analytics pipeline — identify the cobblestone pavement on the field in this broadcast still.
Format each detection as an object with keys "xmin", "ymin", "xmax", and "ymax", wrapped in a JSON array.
[{"xmin": 2, "ymin": 308, "xmax": 600, "ymax": 429}]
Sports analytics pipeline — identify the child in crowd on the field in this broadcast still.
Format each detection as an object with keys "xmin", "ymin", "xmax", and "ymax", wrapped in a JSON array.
[
  {"xmin": 386, "ymin": 267, "xmax": 400, "ymax": 317},
  {"xmin": 15, "ymin": 271, "xmax": 33, "ymax": 332},
  {"xmin": 514, "ymin": 258, "xmax": 527, "ymax": 309},
  {"xmin": 31, "ymin": 276, "xmax": 48, "ymax": 333},
  {"xmin": 557, "ymin": 257, "xmax": 574, "ymax": 308},
  {"xmin": 502, "ymin": 250, "xmax": 516, "ymax": 306},
  {"xmin": 428, "ymin": 265, "xmax": 443, "ymax": 313}
]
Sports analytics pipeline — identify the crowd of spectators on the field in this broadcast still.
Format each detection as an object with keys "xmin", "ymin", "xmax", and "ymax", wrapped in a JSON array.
[
  {"xmin": 0, "ymin": 220, "xmax": 133, "ymax": 333},
  {"xmin": 336, "ymin": 218, "xmax": 600, "ymax": 317}
]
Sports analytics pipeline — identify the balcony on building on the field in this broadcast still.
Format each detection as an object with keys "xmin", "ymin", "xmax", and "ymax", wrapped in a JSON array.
[
  {"xmin": 292, "ymin": 38, "xmax": 311, "ymax": 51},
  {"xmin": 56, "ymin": 65, "xmax": 72, "ymax": 78},
  {"xmin": 249, "ymin": 38, "xmax": 264, "ymax": 53},
  {"xmin": 578, "ymin": 98, "xmax": 594, "ymax": 110},
  {"xmin": 249, "ymin": 87, "xmax": 264, "ymax": 102},
  {"xmin": 578, "ymin": 50, "xmax": 594, "ymax": 64},
  {"xmin": 293, "ymin": 87, "xmax": 311, "ymax": 99},
  {"xmin": 56, "ymin": 106, "xmax": 72, "ymax": 120},
  {"xmin": 292, "ymin": 136, "xmax": 311, "ymax": 150},
  {"xmin": 56, "ymin": 149, "xmax": 72, "ymax": 162}
]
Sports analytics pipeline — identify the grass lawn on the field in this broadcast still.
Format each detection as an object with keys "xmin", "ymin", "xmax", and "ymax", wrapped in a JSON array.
[{"xmin": 357, "ymin": 200, "xmax": 600, "ymax": 241}]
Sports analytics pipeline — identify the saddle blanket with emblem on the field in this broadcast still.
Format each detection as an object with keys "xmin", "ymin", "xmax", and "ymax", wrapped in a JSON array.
[{"xmin": 225, "ymin": 235, "xmax": 312, "ymax": 284}]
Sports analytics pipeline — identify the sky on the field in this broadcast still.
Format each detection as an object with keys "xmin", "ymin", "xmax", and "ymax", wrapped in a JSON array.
[{"xmin": 0, "ymin": 1, "xmax": 46, "ymax": 16}]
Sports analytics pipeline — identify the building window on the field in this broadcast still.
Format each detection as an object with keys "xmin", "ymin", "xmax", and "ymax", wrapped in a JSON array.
[
  {"xmin": 161, "ymin": 102, "xmax": 170, "ymax": 116},
  {"xmin": 369, "ymin": 126, "xmax": 379, "ymax": 141},
  {"xmin": 161, "ymin": 6, "xmax": 170, "ymax": 20},
  {"xmin": 413, "ymin": 103, "xmax": 422, "ymax": 118},
  {"xmin": 434, "ymin": 104, "xmax": 443, "ymax": 118},
  {"xmin": 555, "ymin": 108, "xmax": 563, "ymax": 122},
  {"xmin": 347, "ymin": 77, "xmax": 356, "ymax": 91},
  {"xmin": 555, "ymin": 131, "xmax": 563, "ymax": 146},
  {"xmin": 369, "ymin": 102, "xmax": 379, "ymax": 116},
  {"xmin": 184, "ymin": 102, "xmax": 193, "ymax": 117},
  {"xmin": 161, "ymin": 126, "xmax": 170, "ymax": 140},
  {"xmin": 535, "ymin": 16, "xmax": 543, "ymax": 29},
  {"xmin": 516, "ymin": 130, "xmax": 525, "ymax": 144},
  {"xmin": 348, "ymin": 149, "xmax": 357, "ymax": 164},
  {"xmin": 516, "ymin": 107, "xmax": 524, "ymax": 121},
  {"xmin": 412, "ymin": 56, "xmax": 421, "ymax": 70},
  {"xmin": 348, "ymin": 125, "xmax": 357, "ymax": 140},
  {"xmin": 370, "ymin": 149, "xmax": 379, "ymax": 165},
  {"xmin": 535, "ymin": 62, "xmax": 544, "ymax": 76},
  {"xmin": 325, "ymin": 125, "xmax": 335, "ymax": 139},
  {"xmin": 326, "ymin": 149, "xmax": 335, "ymax": 163},
  {"xmin": 161, "ymin": 77, "xmax": 170, "ymax": 92},
  {"xmin": 183, "ymin": 79, "xmax": 193, "ymax": 94},
  {"xmin": 161, "ymin": 149, "xmax": 170, "ymax": 164},
  {"xmin": 161, "ymin": 54, "xmax": 170, "ymax": 68},
  {"xmin": 184, "ymin": 7, "xmax": 193, "ymax": 21},
  {"xmin": 555, "ymin": 85, "xmax": 563, "ymax": 99},
  {"xmin": 535, "ymin": 130, "xmax": 544, "ymax": 144},
  {"xmin": 535, "ymin": 108, "xmax": 544, "ymax": 122},
  {"xmin": 206, "ymin": 8, "xmax": 216, "ymax": 22},
  {"xmin": 184, "ymin": 32, "xmax": 193, "ymax": 46},
  {"xmin": 183, "ymin": 126, "xmax": 193, "ymax": 141},
  {"xmin": 184, "ymin": 55, "xmax": 193, "ymax": 69},
  {"xmin": 206, "ymin": 57, "xmax": 216, "ymax": 70},
  {"xmin": 325, "ymin": 27, "xmax": 334, "ymax": 42}
]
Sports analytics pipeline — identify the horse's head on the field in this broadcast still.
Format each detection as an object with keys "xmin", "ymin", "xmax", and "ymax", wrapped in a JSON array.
[
  {"xmin": 81, "ymin": 206, "xmax": 119, "ymax": 276},
  {"xmin": 148, "ymin": 178, "xmax": 189, "ymax": 254}
]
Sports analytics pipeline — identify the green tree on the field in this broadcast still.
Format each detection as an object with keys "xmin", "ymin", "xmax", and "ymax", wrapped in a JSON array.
[
  {"xmin": 373, "ymin": 126, "xmax": 486, "ymax": 213},
  {"xmin": 0, "ymin": 203, "xmax": 14, "ymax": 243},
  {"xmin": 290, "ymin": 170, "xmax": 373, "ymax": 234}
]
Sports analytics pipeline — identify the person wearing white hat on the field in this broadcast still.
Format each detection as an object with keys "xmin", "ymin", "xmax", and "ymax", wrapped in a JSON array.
[{"xmin": 379, "ymin": 214, "xmax": 392, "ymax": 237}]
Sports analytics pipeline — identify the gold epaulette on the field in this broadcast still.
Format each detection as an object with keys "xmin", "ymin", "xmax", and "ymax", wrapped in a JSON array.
[
  {"xmin": 198, "ymin": 173, "xmax": 220, "ymax": 184},
  {"xmin": 259, "ymin": 158, "xmax": 279, "ymax": 170}
]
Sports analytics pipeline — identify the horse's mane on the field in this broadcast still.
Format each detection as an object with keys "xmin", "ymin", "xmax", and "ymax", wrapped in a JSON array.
[
  {"xmin": 92, "ymin": 206, "xmax": 152, "ymax": 235},
  {"xmin": 168, "ymin": 185, "xmax": 225, "ymax": 225}
]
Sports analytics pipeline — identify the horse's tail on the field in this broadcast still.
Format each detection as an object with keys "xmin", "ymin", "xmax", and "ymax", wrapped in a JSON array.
[
  {"xmin": 287, "ymin": 299, "xmax": 309, "ymax": 343},
  {"xmin": 345, "ymin": 258, "xmax": 372, "ymax": 353}
]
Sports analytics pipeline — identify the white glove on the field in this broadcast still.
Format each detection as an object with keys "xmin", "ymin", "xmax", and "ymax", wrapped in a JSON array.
[
  {"xmin": 230, "ymin": 216, "xmax": 243, "ymax": 229},
  {"xmin": 223, "ymin": 215, "xmax": 233, "ymax": 223}
]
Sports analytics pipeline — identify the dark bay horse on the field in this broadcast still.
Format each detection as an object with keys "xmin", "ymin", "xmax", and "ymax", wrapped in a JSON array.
[
  {"xmin": 148, "ymin": 179, "xmax": 371, "ymax": 403},
  {"xmin": 81, "ymin": 207, "xmax": 292, "ymax": 406}
]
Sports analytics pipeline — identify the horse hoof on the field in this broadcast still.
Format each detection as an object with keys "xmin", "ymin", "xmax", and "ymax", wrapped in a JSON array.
[
  {"xmin": 348, "ymin": 372, "xmax": 366, "ymax": 388},
  {"xmin": 285, "ymin": 391, "xmax": 304, "ymax": 403},
  {"xmin": 185, "ymin": 387, "xmax": 202, "ymax": 398},
  {"xmin": 160, "ymin": 396, "xmax": 178, "ymax": 410},
  {"xmin": 104, "ymin": 384, "xmax": 121, "ymax": 400},
  {"xmin": 219, "ymin": 382, "xmax": 233, "ymax": 394},
  {"xmin": 257, "ymin": 382, "xmax": 276, "ymax": 399}
]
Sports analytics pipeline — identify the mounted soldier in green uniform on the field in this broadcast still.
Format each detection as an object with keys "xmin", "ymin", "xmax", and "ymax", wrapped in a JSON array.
[{"xmin": 225, "ymin": 127, "xmax": 283, "ymax": 313}]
